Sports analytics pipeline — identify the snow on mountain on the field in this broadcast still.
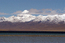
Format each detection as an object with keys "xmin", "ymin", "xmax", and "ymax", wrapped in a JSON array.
[
  {"xmin": 0, "ymin": 17, "xmax": 6, "ymax": 22},
  {"xmin": 0, "ymin": 10, "xmax": 65, "ymax": 23}
]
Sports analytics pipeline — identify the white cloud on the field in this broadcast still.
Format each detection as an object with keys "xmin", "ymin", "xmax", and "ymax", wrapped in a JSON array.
[
  {"xmin": 28, "ymin": 9, "xmax": 58, "ymax": 15},
  {"xmin": 28, "ymin": 9, "xmax": 40, "ymax": 14},
  {"xmin": 12, "ymin": 8, "xmax": 65, "ymax": 15},
  {"xmin": 12, "ymin": 11, "xmax": 22, "ymax": 14}
]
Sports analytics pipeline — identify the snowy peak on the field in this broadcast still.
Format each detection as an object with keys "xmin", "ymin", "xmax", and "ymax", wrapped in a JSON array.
[
  {"xmin": 22, "ymin": 10, "xmax": 29, "ymax": 14},
  {"xmin": 0, "ymin": 10, "xmax": 65, "ymax": 23}
]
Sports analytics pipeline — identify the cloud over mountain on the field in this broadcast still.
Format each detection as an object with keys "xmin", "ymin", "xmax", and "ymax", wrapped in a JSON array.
[
  {"xmin": 12, "ymin": 11, "xmax": 22, "ymax": 14},
  {"xmin": 28, "ymin": 9, "xmax": 58, "ymax": 15},
  {"xmin": 13, "ymin": 9, "xmax": 58, "ymax": 15}
]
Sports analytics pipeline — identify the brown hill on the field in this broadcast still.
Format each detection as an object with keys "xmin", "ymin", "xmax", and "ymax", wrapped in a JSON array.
[{"xmin": 0, "ymin": 21, "xmax": 65, "ymax": 31}]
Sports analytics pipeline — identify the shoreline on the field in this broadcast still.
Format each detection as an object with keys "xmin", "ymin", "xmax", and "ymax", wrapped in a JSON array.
[
  {"xmin": 0, "ymin": 35, "xmax": 65, "ymax": 37},
  {"xmin": 0, "ymin": 31, "xmax": 65, "ymax": 33}
]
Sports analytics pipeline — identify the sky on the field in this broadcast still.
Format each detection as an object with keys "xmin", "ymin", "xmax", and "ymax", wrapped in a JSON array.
[{"xmin": 0, "ymin": 0, "xmax": 65, "ymax": 17}]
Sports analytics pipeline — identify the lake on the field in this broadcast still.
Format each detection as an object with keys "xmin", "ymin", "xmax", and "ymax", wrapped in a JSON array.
[{"xmin": 0, "ymin": 33, "xmax": 65, "ymax": 43}]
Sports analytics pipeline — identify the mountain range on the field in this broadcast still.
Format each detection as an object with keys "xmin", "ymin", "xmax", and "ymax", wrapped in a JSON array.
[{"xmin": 0, "ymin": 10, "xmax": 65, "ymax": 31}]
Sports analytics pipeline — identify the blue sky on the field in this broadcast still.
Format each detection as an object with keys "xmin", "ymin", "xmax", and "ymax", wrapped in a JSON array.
[{"xmin": 0, "ymin": 0, "xmax": 65, "ymax": 17}]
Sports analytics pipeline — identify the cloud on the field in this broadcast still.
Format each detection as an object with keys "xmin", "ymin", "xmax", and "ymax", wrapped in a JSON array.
[
  {"xmin": 0, "ymin": 12, "xmax": 7, "ymax": 15},
  {"xmin": 12, "ymin": 8, "xmax": 65, "ymax": 15},
  {"xmin": 28, "ymin": 9, "xmax": 40, "ymax": 14},
  {"xmin": 12, "ymin": 11, "xmax": 22, "ymax": 14},
  {"xmin": 28, "ymin": 9, "xmax": 58, "ymax": 15}
]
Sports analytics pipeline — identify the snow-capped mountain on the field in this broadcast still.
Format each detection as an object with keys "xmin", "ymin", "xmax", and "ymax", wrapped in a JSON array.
[
  {"xmin": 0, "ymin": 10, "xmax": 65, "ymax": 23},
  {"xmin": 0, "ymin": 10, "xmax": 65, "ymax": 31}
]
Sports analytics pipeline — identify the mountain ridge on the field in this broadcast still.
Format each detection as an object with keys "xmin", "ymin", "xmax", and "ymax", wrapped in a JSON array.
[
  {"xmin": 0, "ymin": 21, "xmax": 65, "ymax": 31},
  {"xmin": 0, "ymin": 10, "xmax": 65, "ymax": 23}
]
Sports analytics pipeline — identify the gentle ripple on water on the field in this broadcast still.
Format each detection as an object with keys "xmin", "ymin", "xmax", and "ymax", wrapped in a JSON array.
[{"xmin": 0, "ymin": 33, "xmax": 65, "ymax": 43}]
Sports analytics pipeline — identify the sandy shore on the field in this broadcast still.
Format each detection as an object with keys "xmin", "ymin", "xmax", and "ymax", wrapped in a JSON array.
[{"xmin": 0, "ymin": 35, "xmax": 65, "ymax": 37}]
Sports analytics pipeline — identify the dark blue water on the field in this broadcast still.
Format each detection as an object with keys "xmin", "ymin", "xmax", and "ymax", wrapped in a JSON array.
[{"xmin": 0, "ymin": 33, "xmax": 65, "ymax": 43}]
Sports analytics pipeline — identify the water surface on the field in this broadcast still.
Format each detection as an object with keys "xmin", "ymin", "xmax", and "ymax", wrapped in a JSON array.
[{"xmin": 0, "ymin": 33, "xmax": 65, "ymax": 43}]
